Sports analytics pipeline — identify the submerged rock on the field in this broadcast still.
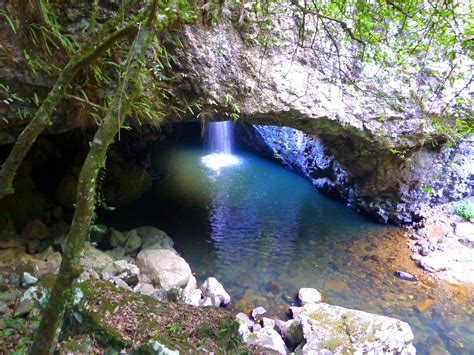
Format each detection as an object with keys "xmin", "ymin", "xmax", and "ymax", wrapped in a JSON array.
[
  {"xmin": 294, "ymin": 303, "xmax": 416, "ymax": 354},
  {"xmin": 395, "ymin": 271, "xmax": 417, "ymax": 282}
]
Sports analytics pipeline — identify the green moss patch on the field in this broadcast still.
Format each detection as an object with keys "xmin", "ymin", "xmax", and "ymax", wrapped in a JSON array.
[{"xmin": 71, "ymin": 280, "xmax": 250, "ymax": 353}]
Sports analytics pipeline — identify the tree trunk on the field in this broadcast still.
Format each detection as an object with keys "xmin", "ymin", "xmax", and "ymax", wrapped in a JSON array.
[
  {"xmin": 0, "ymin": 0, "xmax": 140, "ymax": 199},
  {"xmin": 28, "ymin": 1, "xmax": 159, "ymax": 353}
]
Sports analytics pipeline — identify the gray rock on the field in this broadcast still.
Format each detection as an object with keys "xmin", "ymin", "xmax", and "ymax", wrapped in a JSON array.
[
  {"xmin": 282, "ymin": 319, "xmax": 303, "ymax": 346},
  {"xmin": 200, "ymin": 277, "xmax": 231, "ymax": 306},
  {"xmin": 245, "ymin": 327, "xmax": 288, "ymax": 354},
  {"xmin": 419, "ymin": 254, "xmax": 448, "ymax": 272},
  {"xmin": 136, "ymin": 249, "xmax": 191, "ymax": 290},
  {"xmin": 14, "ymin": 298, "xmax": 35, "ymax": 316},
  {"xmin": 420, "ymin": 246, "xmax": 431, "ymax": 256},
  {"xmin": 456, "ymin": 222, "xmax": 474, "ymax": 248},
  {"xmin": 183, "ymin": 289, "xmax": 202, "ymax": 306},
  {"xmin": 132, "ymin": 227, "xmax": 174, "ymax": 250},
  {"xmin": 251, "ymin": 306, "xmax": 267, "ymax": 319},
  {"xmin": 80, "ymin": 243, "xmax": 114, "ymax": 273},
  {"xmin": 106, "ymin": 247, "xmax": 126, "ymax": 260},
  {"xmin": 261, "ymin": 317, "xmax": 275, "ymax": 329},
  {"xmin": 0, "ymin": 301, "xmax": 10, "ymax": 316},
  {"xmin": 298, "ymin": 288, "xmax": 322, "ymax": 305},
  {"xmin": 289, "ymin": 306, "xmax": 303, "ymax": 318},
  {"xmin": 21, "ymin": 219, "xmax": 50, "ymax": 240},
  {"xmin": 133, "ymin": 282, "xmax": 156, "ymax": 296},
  {"xmin": 109, "ymin": 228, "xmax": 126, "ymax": 248},
  {"xmin": 124, "ymin": 230, "xmax": 142, "ymax": 253},
  {"xmin": 0, "ymin": 290, "xmax": 22, "ymax": 304},
  {"xmin": 22, "ymin": 272, "xmax": 38, "ymax": 286},
  {"xmin": 294, "ymin": 303, "xmax": 415, "ymax": 354},
  {"xmin": 236, "ymin": 312, "xmax": 254, "ymax": 328}
]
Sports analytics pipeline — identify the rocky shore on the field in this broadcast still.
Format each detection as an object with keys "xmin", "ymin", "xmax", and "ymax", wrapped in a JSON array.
[
  {"xmin": 406, "ymin": 197, "xmax": 474, "ymax": 284},
  {"xmin": 1, "ymin": 224, "xmax": 419, "ymax": 353}
]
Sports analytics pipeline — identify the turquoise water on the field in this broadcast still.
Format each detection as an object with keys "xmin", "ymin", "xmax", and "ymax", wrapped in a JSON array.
[{"xmin": 103, "ymin": 143, "xmax": 474, "ymax": 354}]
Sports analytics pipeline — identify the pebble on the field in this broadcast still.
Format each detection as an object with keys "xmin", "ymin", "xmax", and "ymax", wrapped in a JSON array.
[
  {"xmin": 394, "ymin": 271, "xmax": 417, "ymax": 282},
  {"xmin": 420, "ymin": 246, "xmax": 431, "ymax": 256}
]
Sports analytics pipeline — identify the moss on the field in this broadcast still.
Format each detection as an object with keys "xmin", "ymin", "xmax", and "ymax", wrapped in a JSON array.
[
  {"xmin": 71, "ymin": 280, "xmax": 250, "ymax": 353},
  {"xmin": 38, "ymin": 273, "xmax": 57, "ymax": 292}
]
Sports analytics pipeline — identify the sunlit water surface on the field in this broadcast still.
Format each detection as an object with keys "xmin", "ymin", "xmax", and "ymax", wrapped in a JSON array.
[{"xmin": 103, "ymin": 145, "xmax": 474, "ymax": 354}]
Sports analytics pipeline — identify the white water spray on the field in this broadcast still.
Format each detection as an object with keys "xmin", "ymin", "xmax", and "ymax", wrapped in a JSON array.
[{"xmin": 201, "ymin": 121, "xmax": 241, "ymax": 171}]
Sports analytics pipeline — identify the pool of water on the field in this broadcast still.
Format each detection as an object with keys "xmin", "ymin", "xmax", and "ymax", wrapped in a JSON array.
[{"xmin": 103, "ymin": 143, "xmax": 474, "ymax": 354}]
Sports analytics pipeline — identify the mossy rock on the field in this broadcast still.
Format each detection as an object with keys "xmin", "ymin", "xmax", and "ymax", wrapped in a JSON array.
[
  {"xmin": 71, "ymin": 280, "xmax": 250, "ymax": 353},
  {"xmin": 103, "ymin": 163, "xmax": 152, "ymax": 206}
]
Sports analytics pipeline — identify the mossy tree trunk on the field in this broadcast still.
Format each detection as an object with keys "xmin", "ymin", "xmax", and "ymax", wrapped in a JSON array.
[
  {"xmin": 29, "ymin": 1, "xmax": 160, "ymax": 353},
  {"xmin": 0, "ymin": 0, "xmax": 140, "ymax": 199}
]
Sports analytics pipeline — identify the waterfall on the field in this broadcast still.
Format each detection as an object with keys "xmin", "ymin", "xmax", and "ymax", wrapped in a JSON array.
[
  {"xmin": 205, "ymin": 121, "xmax": 234, "ymax": 154},
  {"xmin": 201, "ymin": 121, "xmax": 240, "ymax": 171}
]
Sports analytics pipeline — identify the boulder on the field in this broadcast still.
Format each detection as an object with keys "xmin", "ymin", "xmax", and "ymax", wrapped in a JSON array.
[
  {"xmin": 102, "ymin": 260, "xmax": 140, "ymax": 287},
  {"xmin": 236, "ymin": 312, "xmax": 254, "ymax": 328},
  {"xmin": 294, "ymin": 303, "xmax": 415, "ymax": 354},
  {"xmin": 110, "ymin": 228, "xmax": 126, "ymax": 248},
  {"xmin": 131, "ymin": 227, "xmax": 174, "ymax": 251},
  {"xmin": 136, "ymin": 249, "xmax": 191, "ymax": 290},
  {"xmin": 80, "ymin": 244, "xmax": 114, "ymax": 273},
  {"xmin": 251, "ymin": 306, "xmax": 267, "ymax": 320},
  {"xmin": 245, "ymin": 327, "xmax": 288, "ymax": 354},
  {"xmin": 419, "ymin": 254, "xmax": 448, "ymax": 272},
  {"xmin": 133, "ymin": 282, "xmax": 156, "ymax": 296},
  {"xmin": 54, "ymin": 175, "xmax": 77, "ymax": 207},
  {"xmin": 200, "ymin": 277, "xmax": 231, "ymax": 306},
  {"xmin": 123, "ymin": 230, "xmax": 142, "ymax": 253},
  {"xmin": 183, "ymin": 289, "xmax": 202, "ymax": 306},
  {"xmin": 261, "ymin": 317, "xmax": 275, "ymax": 329},
  {"xmin": 14, "ymin": 298, "xmax": 35, "ymax": 317},
  {"xmin": 281, "ymin": 319, "xmax": 303, "ymax": 346},
  {"xmin": 21, "ymin": 219, "xmax": 50, "ymax": 240},
  {"xmin": 298, "ymin": 288, "xmax": 322, "ymax": 305},
  {"xmin": 22, "ymin": 272, "xmax": 38, "ymax": 287}
]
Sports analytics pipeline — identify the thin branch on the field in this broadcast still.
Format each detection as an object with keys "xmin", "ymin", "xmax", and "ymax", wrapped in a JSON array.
[
  {"xmin": 290, "ymin": 0, "xmax": 365, "ymax": 46},
  {"xmin": 66, "ymin": 94, "xmax": 106, "ymax": 111}
]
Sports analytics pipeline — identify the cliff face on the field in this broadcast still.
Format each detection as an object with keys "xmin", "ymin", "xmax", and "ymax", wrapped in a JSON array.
[
  {"xmin": 171, "ymin": 4, "xmax": 472, "ymax": 223},
  {"xmin": 0, "ymin": 2, "xmax": 472, "ymax": 223},
  {"xmin": 237, "ymin": 124, "xmax": 473, "ymax": 223}
]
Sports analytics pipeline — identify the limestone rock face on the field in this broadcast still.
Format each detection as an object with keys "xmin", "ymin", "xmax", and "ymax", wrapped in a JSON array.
[
  {"xmin": 238, "ymin": 124, "xmax": 473, "ymax": 223},
  {"xmin": 136, "ymin": 249, "xmax": 191, "ymax": 290},
  {"xmin": 294, "ymin": 303, "xmax": 416, "ymax": 354}
]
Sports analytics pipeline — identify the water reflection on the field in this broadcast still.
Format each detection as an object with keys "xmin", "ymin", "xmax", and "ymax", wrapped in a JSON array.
[{"xmin": 103, "ymin": 146, "xmax": 474, "ymax": 354}]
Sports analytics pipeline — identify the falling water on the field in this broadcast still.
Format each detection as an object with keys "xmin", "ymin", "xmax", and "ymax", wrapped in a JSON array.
[
  {"xmin": 205, "ymin": 121, "xmax": 235, "ymax": 154},
  {"xmin": 201, "ymin": 121, "xmax": 240, "ymax": 171}
]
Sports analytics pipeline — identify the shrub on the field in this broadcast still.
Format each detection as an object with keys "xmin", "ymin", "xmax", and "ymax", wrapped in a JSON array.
[{"xmin": 454, "ymin": 200, "xmax": 474, "ymax": 220}]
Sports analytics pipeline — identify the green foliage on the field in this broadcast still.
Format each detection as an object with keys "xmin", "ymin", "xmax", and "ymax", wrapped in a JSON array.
[
  {"xmin": 454, "ymin": 199, "xmax": 474, "ymax": 220},
  {"xmin": 289, "ymin": 0, "xmax": 472, "ymax": 142},
  {"xmin": 0, "ymin": 314, "xmax": 41, "ymax": 353},
  {"xmin": 421, "ymin": 185, "xmax": 434, "ymax": 197}
]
